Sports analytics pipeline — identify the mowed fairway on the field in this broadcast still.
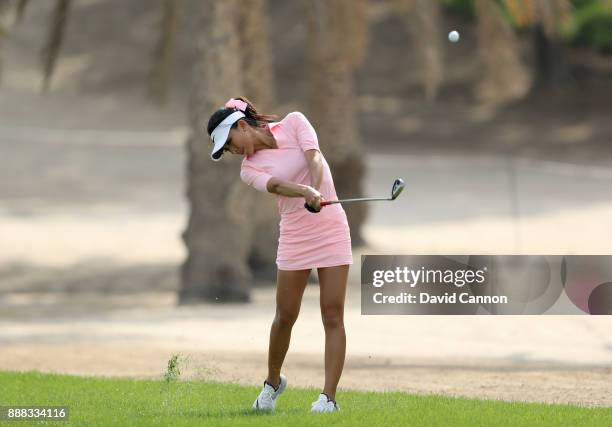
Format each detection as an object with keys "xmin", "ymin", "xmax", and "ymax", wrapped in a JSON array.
[{"xmin": 1, "ymin": 371, "xmax": 611, "ymax": 426}]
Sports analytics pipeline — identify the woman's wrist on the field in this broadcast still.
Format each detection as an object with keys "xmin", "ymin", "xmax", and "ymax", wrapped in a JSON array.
[
  {"xmin": 297, "ymin": 184, "xmax": 310, "ymax": 197},
  {"xmin": 274, "ymin": 180, "xmax": 311, "ymax": 198}
]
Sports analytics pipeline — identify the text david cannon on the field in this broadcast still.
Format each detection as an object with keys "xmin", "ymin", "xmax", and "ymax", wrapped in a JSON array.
[{"xmin": 373, "ymin": 292, "xmax": 508, "ymax": 304}]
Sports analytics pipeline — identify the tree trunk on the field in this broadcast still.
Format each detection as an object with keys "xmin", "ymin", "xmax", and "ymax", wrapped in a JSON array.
[
  {"xmin": 237, "ymin": 0, "xmax": 279, "ymax": 282},
  {"xmin": 530, "ymin": 23, "xmax": 573, "ymax": 92},
  {"xmin": 530, "ymin": 0, "xmax": 574, "ymax": 93},
  {"xmin": 306, "ymin": 0, "xmax": 369, "ymax": 247},
  {"xmin": 149, "ymin": 0, "xmax": 181, "ymax": 106},
  {"xmin": 179, "ymin": 0, "xmax": 252, "ymax": 304},
  {"xmin": 0, "ymin": 0, "xmax": 11, "ymax": 85},
  {"xmin": 41, "ymin": 0, "xmax": 71, "ymax": 92},
  {"xmin": 392, "ymin": 0, "xmax": 444, "ymax": 102},
  {"xmin": 474, "ymin": 0, "xmax": 530, "ymax": 105},
  {"xmin": 502, "ymin": 0, "xmax": 574, "ymax": 94},
  {"xmin": 16, "ymin": 0, "xmax": 30, "ymax": 23}
]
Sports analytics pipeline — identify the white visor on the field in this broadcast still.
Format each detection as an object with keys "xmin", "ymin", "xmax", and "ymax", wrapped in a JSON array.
[{"xmin": 210, "ymin": 111, "xmax": 246, "ymax": 161}]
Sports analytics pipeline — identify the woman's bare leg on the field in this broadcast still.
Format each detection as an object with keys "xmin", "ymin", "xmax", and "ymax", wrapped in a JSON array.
[
  {"xmin": 266, "ymin": 268, "xmax": 310, "ymax": 388},
  {"xmin": 317, "ymin": 264, "xmax": 350, "ymax": 401}
]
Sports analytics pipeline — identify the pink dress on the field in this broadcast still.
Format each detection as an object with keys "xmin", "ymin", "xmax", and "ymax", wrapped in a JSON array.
[{"xmin": 240, "ymin": 112, "xmax": 353, "ymax": 271}]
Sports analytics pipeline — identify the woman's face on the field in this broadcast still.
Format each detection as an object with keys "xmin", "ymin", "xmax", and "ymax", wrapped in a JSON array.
[{"xmin": 223, "ymin": 119, "xmax": 257, "ymax": 157}]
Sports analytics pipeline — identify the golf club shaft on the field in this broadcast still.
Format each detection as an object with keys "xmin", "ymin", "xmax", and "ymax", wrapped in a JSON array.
[{"xmin": 321, "ymin": 197, "xmax": 391, "ymax": 206}]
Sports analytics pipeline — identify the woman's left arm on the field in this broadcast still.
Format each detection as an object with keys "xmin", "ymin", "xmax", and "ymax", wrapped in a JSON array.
[{"xmin": 304, "ymin": 149, "xmax": 323, "ymax": 191}]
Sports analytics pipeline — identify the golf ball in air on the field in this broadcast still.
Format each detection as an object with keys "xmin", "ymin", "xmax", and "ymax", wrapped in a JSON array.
[{"xmin": 448, "ymin": 31, "xmax": 460, "ymax": 43}]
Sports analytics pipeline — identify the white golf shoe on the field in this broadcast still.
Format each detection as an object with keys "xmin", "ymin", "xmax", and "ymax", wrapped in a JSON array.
[
  {"xmin": 252, "ymin": 374, "xmax": 287, "ymax": 411},
  {"xmin": 310, "ymin": 393, "xmax": 339, "ymax": 413}
]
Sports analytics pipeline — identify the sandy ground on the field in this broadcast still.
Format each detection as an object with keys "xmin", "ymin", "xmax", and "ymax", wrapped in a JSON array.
[
  {"xmin": 3, "ymin": 153, "xmax": 612, "ymax": 266},
  {"xmin": 1, "ymin": 281, "xmax": 612, "ymax": 407},
  {"xmin": 3, "ymin": 343, "xmax": 612, "ymax": 408}
]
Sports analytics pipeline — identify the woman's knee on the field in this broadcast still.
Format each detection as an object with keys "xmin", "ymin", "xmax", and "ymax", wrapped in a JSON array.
[
  {"xmin": 275, "ymin": 307, "xmax": 299, "ymax": 327},
  {"xmin": 321, "ymin": 305, "xmax": 344, "ymax": 329},
  {"xmin": 274, "ymin": 269, "xmax": 309, "ymax": 328}
]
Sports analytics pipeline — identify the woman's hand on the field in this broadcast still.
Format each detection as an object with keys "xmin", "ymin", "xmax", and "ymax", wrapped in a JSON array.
[{"xmin": 303, "ymin": 186, "xmax": 324, "ymax": 212}]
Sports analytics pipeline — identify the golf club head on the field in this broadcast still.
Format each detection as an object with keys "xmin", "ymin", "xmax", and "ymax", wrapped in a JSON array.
[{"xmin": 391, "ymin": 178, "xmax": 405, "ymax": 200}]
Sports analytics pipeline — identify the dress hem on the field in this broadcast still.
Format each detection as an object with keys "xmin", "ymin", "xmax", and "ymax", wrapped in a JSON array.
[{"xmin": 276, "ymin": 259, "xmax": 353, "ymax": 271}]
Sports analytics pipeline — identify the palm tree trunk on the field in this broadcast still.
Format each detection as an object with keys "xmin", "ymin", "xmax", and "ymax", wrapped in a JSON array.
[
  {"xmin": 531, "ymin": 23, "xmax": 572, "ymax": 91},
  {"xmin": 474, "ymin": 0, "xmax": 530, "ymax": 105},
  {"xmin": 530, "ymin": 0, "xmax": 574, "ymax": 92},
  {"xmin": 16, "ymin": 0, "xmax": 30, "ymax": 23},
  {"xmin": 179, "ymin": 0, "xmax": 252, "ymax": 304},
  {"xmin": 392, "ymin": 0, "xmax": 443, "ymax": 102},
  {"xmin": 149, "ymin": 0, "xmax": 181, "ymax": 106},
  {"xmin": 237, "ymin": 0, "xmax": 279, "ymax": 281},
  {"xmin": 503, "ymin": 0, "xmax": 574, "ymax": 93},
  {"xmin": 0, "ymin": 0, "xmax": 11, "ymax": 85},
  {"xmin": 306, "ymin": 0, "xmax": 369, "ymax": 247},
  {"xmin": 41, "ymin": 0, "xmax": 71, "ymax": 92}
]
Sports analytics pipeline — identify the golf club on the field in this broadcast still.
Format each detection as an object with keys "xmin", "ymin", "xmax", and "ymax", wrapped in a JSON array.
[{"xmin": 304, "ymin": 178, "xmax": 405, "ymax": 213}]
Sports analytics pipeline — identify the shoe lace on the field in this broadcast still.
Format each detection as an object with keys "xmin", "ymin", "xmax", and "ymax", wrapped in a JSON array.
[
  {"xmin": 311, "ymin": 396, "xmax": 328, "ymax": 410},
  {"xmin": 259, "ymin": 387, "xmax": 275, "ymax": 406}
]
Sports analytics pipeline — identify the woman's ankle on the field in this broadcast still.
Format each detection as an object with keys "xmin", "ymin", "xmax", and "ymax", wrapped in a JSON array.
[
  {"xmin": 265, "ymin": 375, "xmax": 281, "ymax": 390},
  {"xmin": 321, "ymin": 390, "xmax": 336, "ymax": 401}
]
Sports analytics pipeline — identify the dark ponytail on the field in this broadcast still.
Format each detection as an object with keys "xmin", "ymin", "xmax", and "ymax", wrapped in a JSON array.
[
  {"xmin": 207, "ymin": 96, "xmax": 278, "ymax": 137},
  {"xmin": 231, "ymin": 96, "xmax": 278, "ymax": 126}
]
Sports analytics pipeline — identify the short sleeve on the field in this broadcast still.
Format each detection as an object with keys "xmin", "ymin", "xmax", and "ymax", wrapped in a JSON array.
[
  {"xmin": 240, "ymin": 161, "xmax": 273, "ymax": 193},
  {"xmin": 289, "ymin": 112, "xmax": 320, "ymax": 152}
]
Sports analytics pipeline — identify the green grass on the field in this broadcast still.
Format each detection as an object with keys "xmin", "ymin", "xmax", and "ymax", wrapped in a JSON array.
[{"xmin": 1, "ymin": 370, "xmax": 610, "ymax": 426}]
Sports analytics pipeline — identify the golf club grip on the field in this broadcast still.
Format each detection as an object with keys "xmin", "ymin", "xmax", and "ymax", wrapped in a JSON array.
[{"xmin": 304, "ymin": 200, "xmax": 331, "ymax": 213}]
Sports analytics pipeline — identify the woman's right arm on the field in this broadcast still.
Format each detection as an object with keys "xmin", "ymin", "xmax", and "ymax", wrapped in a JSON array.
[
  {"xmin": 267, "ymin": 177, "xmax": 323, "ymax": 210},
  {"xmin": 267, "ymin": 177, "xmax": 306, "ymax": 197}
]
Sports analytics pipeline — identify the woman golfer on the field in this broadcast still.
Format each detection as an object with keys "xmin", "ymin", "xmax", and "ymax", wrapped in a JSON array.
[{"xmin": 207, "ymin": 97, "xmax": 352, "ymax": 413}]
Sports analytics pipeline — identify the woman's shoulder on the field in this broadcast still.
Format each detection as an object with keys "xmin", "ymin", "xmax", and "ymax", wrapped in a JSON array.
[
  {"xmin": 277, "ymin": 111, "xmax": 312, "ymax": 131},
  {"xmin": 285, "ymin": 111, "xmax": 309, "ymax": 122},
  {"xmin": 273, "ymin": 111, "xmax": 307, "ymax": 123}
]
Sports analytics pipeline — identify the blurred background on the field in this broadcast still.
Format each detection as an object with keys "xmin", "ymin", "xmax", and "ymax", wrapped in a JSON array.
[{"xmin": 1, "ymin": 0, "xmax": 611, "ymax": 406}]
